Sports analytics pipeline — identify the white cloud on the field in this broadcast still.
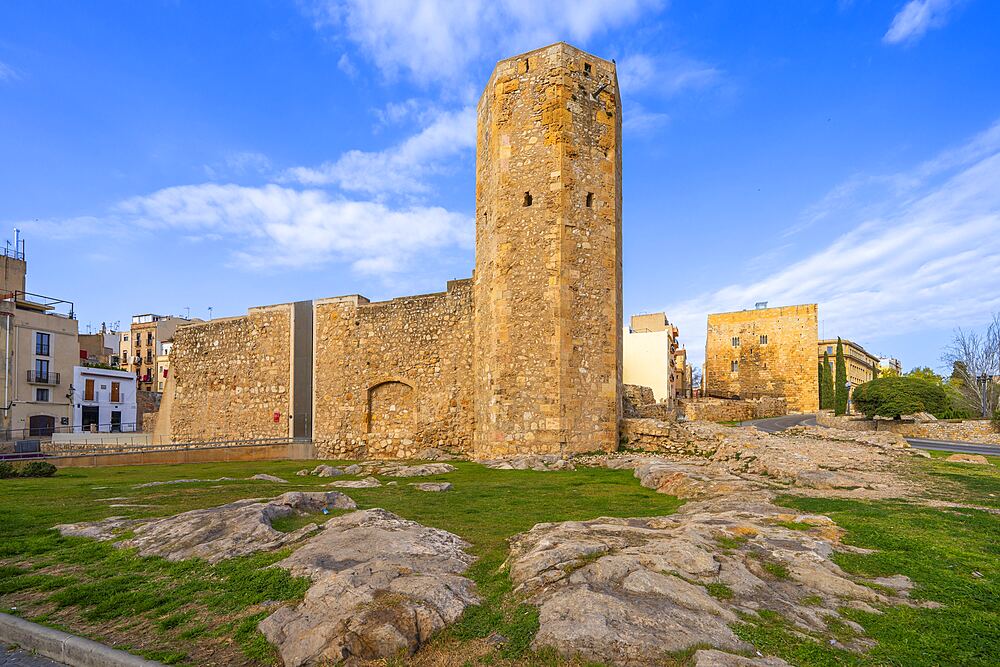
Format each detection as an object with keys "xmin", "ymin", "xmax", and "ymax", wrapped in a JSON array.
[
  {"xmin": 883, "ymin": 0, "xmax": 958, "ymax": 45},
  {"xmin": 617, "ymin": 53, "xmax": 720, "ymax": 97},
  {"xmin": 337, "ymin": 53, "xmax": 358, "ymax": 78},
  {"xmin": 18, "ymin": 183, "xmax": 473, "ymax": 274},
  {"xmin": 665, "ymin": 119, "xmax": 1000, "ymax": 367},
  {"xmin": 306, "ymin": 0, "xmax": 661, "ymax": 87},
  {"xmin": 0, "ymin": 61, "xmax": 19, "ymax": 82},
  {"xmin": 284, "ymin": 106, "xmax": 476, "ymax": 195},
  {"xmin": 203, "ymin": 151, "xmax": 272, "ymax": 180}
]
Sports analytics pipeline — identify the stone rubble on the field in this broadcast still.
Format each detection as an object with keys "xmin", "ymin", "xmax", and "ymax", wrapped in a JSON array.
[
  {"xmin": 55, "ymin": 491, "xmax": 356, "ymax": 563},
  {"xmin": 259, "ymin": 508, "xmax": 478, "ymax": 666}
]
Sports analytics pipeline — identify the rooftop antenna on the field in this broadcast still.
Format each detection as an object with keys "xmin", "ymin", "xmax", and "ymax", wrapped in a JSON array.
[
  {"xmin": 207, "ymin": 306, "xmax": 213, "ymax": 320},
  {"xmin": 184, "ymin": 306, "xmax": 190, "ymax": 319}
]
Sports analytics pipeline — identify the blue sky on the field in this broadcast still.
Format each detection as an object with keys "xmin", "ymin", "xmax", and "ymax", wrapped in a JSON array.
[{"xmin": 2, "ymin": 0, "xmax": 998, "ymax": 372}]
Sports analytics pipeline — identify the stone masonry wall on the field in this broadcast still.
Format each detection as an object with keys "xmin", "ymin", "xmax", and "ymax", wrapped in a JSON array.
[
  {"xmin": 816, "ymin": 412, "xmax": 1000, "ymax": 444},
  {"xmin": 705, "ymin": 304, "xmax": 818, "ymax": 413},
  {"xmin": 312, "ymin": 280, "xmax": 474, "ymax": 459},
  {"xmin": 170, "ymin": 305, "xmax": 292, "ymax": 442},
  {"xmin": 473, "ymin": 42, "xmax": 622, "ymax": 458},
  {"xmin": 679, "ymin": 397, "xmax": 787, "ymax": 423}
]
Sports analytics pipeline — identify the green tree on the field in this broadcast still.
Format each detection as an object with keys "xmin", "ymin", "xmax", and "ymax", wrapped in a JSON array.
[
  {"xmin": 906, "ymin": 366, "xmax": 943, "ymax": 383},
  {"xmin": 819, "ymin": 352, "xmax": 834, "ymax": 410},
  {"xmin": 852, "ymin": 376, "xmax": 950, "ymax": 419},
  {"xmin": 834, "ymin": 338, "xmax": 848, "ymax": 415}
]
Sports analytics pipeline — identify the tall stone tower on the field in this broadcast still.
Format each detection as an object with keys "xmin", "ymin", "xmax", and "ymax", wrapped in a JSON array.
[{"xmin": 473, "ymin": 43, "xmax": 622, "ymax": 457}]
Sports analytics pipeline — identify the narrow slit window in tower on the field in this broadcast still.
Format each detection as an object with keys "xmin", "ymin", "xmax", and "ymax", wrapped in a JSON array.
[
  {"xmin": 523, "ymin": 191, "xmax": 532, "ymax": 207},
  {"xmin": 586, "ymin": 192, "xmax": 594, "ymax": 207},
  {"xmin": 584, "ymin": 62, "xmax": 592, "ymax": 76}
]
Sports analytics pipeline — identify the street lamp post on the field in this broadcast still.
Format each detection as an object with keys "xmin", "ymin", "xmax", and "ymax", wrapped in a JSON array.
[{"xmin": 979, "ymin": 373, "xmax": 989, "ymax": 418}]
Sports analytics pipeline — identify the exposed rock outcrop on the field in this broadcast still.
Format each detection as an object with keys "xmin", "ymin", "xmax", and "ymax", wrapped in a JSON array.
[
  {"xmin": 259, "ymin": 508, "xmax": 478, "ymax": 666},
  {"xmin": 328, "ymin": 477, "xmax": 382, "ymax": 488},
  {"xmin": 376, "ymin": 463, "xmax": 456, "ymax": 477},
  {"xmin": 55, "ymin": 491, "xmax": 356, "ymax": 563},
  {"xmin": 250, "ymin": 473, "xmax": 288, "ymax": 483},
  {"xmin": 507, "ymin": 494, "xmax": 912, "ymax": 666},
  {"xmin": 945, "ymin": 453, "xmax": 991, "ymax": 465},
  {"xmin": 482, "ymin": 455, "xmax": 575, "ymax": 471},
  {"xmin": 410, "ymin": 482, "xmax": 452, "ymax": 492}
]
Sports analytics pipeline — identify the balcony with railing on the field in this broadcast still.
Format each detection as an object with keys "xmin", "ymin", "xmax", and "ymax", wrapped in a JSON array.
[{"xmin": 27, "ymin": 370, "xmax": 60, "ymax": 385}]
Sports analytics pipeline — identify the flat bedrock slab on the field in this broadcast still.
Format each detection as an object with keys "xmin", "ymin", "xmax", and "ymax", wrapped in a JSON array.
[
  {"xmin": 376, "ymin": 463, "xmax": 456, "ymax": 477},
  {"xmin": 259, "ymin": 508, "xmax": 478, "ymax": 666},
  {"xmin": 250, "ymin": 473, "xmax": 288, "ymax": 483},
  {"xmin": 410, "ymin": 482, "xmax": 452, "ymax": 492},
  {"xmin": 482, "ymin": 454, "xmax": 575, "ymax": 471},
  {"xmin": 312, "ymin": 465, "xmax": 345, "ymax": 477},
  {"xmin": 55, "ymin": 491, "xmax": 356, "ymax": 563},
  {"xmin": 508, "ymin": 495, "xmax": 911, "ymax": 666},
  {"xmin": 327, "ymin": 476, "xmax": 382, "ymax": 488}
]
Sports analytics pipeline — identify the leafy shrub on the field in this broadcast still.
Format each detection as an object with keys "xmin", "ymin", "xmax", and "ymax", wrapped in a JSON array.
[
  {"xmin": 851, "ymin": 376, "xmax": 949, "ymax": 419},
  {"xmin": 17, "ymin": 461, "xmax": 57, "ymax": 478},
  {"xmin": 0, "ymin": 461, "xmax": 16, "ymax": 479},
  {"xmin": 993, "ymin": 408, "xmax": 1000, "ymax": 433}
]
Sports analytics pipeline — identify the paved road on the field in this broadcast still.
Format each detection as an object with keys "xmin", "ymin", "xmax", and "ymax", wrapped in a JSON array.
[
  {"xmin": 746, "ymin": 414, "xmax": 1000, "ymax": 457},
  {"xmin": 904, "ymin": 438, "xmax": 1000, "ymax": 456},
  {"xmin": 0, "ymin": 648, "xmax": 65, "ymax": 667}
]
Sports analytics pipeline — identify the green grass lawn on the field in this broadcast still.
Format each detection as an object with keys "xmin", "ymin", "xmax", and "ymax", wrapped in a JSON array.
[
  {"xmin": 1, "ymin": 454, "xmax": 999, "ymax": 666},
  {"xmin": 0, "ymin": 460, "xmax": 682, "ymax": 665}
]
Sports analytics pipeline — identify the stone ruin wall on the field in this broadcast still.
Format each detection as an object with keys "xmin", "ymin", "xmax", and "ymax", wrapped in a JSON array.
[
  {"xmin": 679, "ymin": 396, "xmax": 787, "ymax": 422},
  {"xmin": 169, "ymin": 305, "xmax": 292, "ymax": 442},
  {"xmin": 705, "ymin": 305, "xmax": 818, "ymax": 413},
  {"xmin": 312, "ymin": 280, "xmax": 474, "ymax": 459},
  {"xmin": 817, "ymin": 411, "xmax": 1000, "ymax": 444},
  {"xmin": 473, "ymin": 43, "xmax": 622, "ymax": 458}
]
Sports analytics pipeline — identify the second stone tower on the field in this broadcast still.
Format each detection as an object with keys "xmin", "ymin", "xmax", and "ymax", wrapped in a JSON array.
[{"xmin": 473, "ymin": 43, "xmax": 623, "ymax": 457}]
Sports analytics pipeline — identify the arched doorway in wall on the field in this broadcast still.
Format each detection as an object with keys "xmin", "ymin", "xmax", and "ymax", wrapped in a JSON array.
[
  {"xmin": 28, "ymin": 414, "xmax": 55, "ymax": 437},
  {"xmin": 366, "ymin": 380, "xmax": 415, "ymax": 435}
]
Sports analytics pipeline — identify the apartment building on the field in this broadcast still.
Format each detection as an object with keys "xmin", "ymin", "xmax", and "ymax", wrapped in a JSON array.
[
  {"xmin": 72, "ymin": 366, "xmax": 137, "ymax": 432},
  {"xmin": 79, "ymin": 324, "xmax": 120, "ymax": 367},
  {"xmin": 120, "ymin": 314, "xmax": 195, "ymax": 392},
  {"xmin": 0, "ymin": 241, "xmax": 79, "ymax": 438},
  {"xmin": 819, "ymin": 339, "xmax": 880, "ymax": 388},
  {"xmin": 155, "ymin": 339, "xmax": 172, "ymax": 392},
  {"xmin": 878, "ymin": 357, "xmax": 902, "ymax": 375},
  {"xmin": 623, "ymin": 312, "xmax": 681, "ymax": 404}
]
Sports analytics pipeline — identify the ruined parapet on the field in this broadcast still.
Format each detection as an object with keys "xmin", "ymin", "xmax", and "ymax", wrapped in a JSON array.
[{"xmin": 473, "ymin": 43, "xmax": 623, "ymax": 457}]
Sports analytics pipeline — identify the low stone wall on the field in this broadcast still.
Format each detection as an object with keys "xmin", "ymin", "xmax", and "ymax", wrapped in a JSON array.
[
  {"xmin": 678, "ymin": 397, "xmax": 787, "ymax": 422},
  {"xmin": 619, "ymin": 418, "xmax": 713, "ymax": 455},
  {"xmin": 623, "ymin": 384, "xmax": 677, "ymax": 421},
  {"xmin": 39, "ymin": 440, "xmax": 315, "ymax": 468},
  {"xmin": 816, "ymin": 411, "xmax": 1000, "ymax": 444}
]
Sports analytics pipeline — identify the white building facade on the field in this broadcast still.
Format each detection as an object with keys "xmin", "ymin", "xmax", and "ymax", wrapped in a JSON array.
[
  {"xmin": 623, "ymin": 312, "xmax": 679, "ymax": 404},
  {"xmin": 72, "ymin": 366, "xmax": 137, "ymax": 432}
]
